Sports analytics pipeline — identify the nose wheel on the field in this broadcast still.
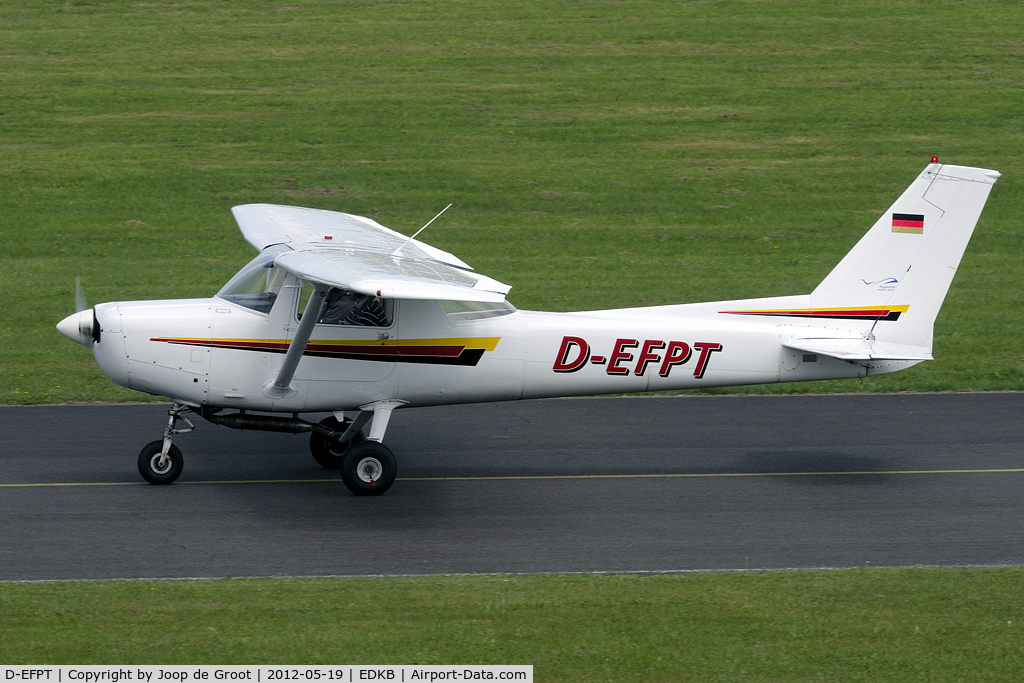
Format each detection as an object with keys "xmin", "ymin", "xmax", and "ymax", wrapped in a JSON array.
[{"xmin": 138, "ymin": 440, "xmax": 184, "ymax": 485}]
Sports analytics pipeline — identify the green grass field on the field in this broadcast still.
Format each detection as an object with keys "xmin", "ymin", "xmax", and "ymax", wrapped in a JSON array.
[
  {"xmin": 3, "ymin": 569, "xmax": 1024, "ymax": 680},
  {"xmin": 2, "ymin": 0, "xmax": 1023, "ymax": 403},
  {"xmin": 4, "ymin": 1, "xmax": 1024, "ymax": 677}
]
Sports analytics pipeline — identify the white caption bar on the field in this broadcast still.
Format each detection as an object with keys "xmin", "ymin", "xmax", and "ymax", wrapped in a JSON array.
[{"xmin": 1, "ymin": 667, "xmax": 531, "ymax": 683}]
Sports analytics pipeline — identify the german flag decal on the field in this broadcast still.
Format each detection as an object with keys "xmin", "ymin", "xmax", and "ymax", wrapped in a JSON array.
[
  {"xmin": 150, "ymin": 336, "xmax": 500, "ymax": 367},
  {"xmin": 892, "ymin": 213, "xmax": 925, "ymax": 234},
  {"xmin": 720, "ymin": 305, "xmax": 909, "ymax": 321}
]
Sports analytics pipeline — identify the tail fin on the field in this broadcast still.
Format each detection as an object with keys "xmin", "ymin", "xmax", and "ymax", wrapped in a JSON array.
[{"xmin": 810, "ymin": 161, "xmax": 1000, "ymax": 351}]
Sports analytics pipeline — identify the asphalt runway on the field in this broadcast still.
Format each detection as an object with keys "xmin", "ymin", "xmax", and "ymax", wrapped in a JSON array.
[{"xmin": 2, "ymin": 393, "xmax": 1024, "ymax": 581}]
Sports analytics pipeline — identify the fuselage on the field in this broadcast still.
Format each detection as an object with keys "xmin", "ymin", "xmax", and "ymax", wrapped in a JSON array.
[
  {"xmin": 90, "ymin": 272, "xmax": 908, "ymax": 414},
  {"xmin": 61, "ymin": 163, "xmax": 1004, "ymax": 416}
]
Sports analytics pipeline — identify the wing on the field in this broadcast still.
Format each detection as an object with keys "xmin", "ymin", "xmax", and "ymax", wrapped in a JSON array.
[{"xmin": 231, "ymin": 203, "xmax": 511, "ymax": 302}]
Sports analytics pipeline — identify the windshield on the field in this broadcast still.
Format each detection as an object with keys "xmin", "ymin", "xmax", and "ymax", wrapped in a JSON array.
[{"xmin": 216, "ymin": 246, "xmax": 290, "ymax": 314}]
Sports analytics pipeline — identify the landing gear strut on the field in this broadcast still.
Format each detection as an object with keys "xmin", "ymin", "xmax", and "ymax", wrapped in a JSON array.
[
  {"xmin": 136, "ymin": 400, "xmax": 406, "ymax": 495},
  {"xmin": 309, "ymin": 415, "xmax": 365, "ymax": 470},
  {"xmin": 138, "ymin": 403, "xmax": 193, "ymax": 485}
]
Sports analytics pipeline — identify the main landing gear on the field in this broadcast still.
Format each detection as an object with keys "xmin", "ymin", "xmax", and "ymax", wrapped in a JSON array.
[
  {"xmin": 309, "ymin": 415, "xmax": 365, "ymax": 469},
  {"xmin": 136, "ymin": 401, "xmax": 405, "ymax": 495},
  {"xmin": 307, "ymin": 402, "xmax": 403, "ymax": 495}
]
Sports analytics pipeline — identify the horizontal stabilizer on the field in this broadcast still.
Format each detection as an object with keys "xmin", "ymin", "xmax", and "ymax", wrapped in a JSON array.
[{"xmin": 783, "ymin": 338, "xmax": 932, "ymax": 362}]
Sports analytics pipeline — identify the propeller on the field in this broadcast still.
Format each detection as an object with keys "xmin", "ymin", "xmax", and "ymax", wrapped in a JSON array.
[
  {"xmin": 56, "ymin": 276, "xmax": 98, "ymax": 355},
  {"xmin": 75, "ymin": 275, "xmax": 88, "ymax": 316}
]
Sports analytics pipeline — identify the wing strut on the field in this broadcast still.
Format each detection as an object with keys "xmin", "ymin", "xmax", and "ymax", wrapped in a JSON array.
[{"xmin": 263, "ymin": 282, "xmax": 329, "ymax": 399}]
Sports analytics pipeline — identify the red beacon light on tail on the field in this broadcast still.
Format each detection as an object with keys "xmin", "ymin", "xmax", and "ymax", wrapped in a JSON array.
[{"xmin": 931, "ymin": 156, "xmax": 939, "ymax": 163}]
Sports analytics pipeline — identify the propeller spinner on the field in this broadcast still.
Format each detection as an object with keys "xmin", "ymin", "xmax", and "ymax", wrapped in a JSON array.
[{"xmin": 56, "ymin": 276, "xmax": 99, "ymax": 346}]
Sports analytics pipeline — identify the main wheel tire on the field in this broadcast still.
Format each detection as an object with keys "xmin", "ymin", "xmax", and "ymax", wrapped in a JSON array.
[
  {"xmin": 138, "ymin": 440, "xmax": 183, "ymax": 485},
  {"xmin": 340, "ymin": 441, "xmax": 397, "ymax": 496},
  {"xmin": 309, "ymin": 416, "xmax": 365, "ymax": 470}
]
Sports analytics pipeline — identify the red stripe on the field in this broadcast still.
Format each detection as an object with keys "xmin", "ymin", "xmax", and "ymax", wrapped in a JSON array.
[
  {"xmin": 396, "ymin": 345, "xmax": 465, "ymax": 357},
  {"xmin": 306, "ymin": 344, "xmax": 464, "ymax": 357},
  {"xmin": 892, "ymin": 219, "xmax": 924, "ymax": 228},
  {"xmin": 155, "ymin": 338, "xmax": 291, "ymax": 351},
  {"xmin": 305, "ymin": 344, "xmax": 391, "ymax": 355},
  {"xmin": 738, "ymin": 309, "xmax": 891, "ymax": 318}
]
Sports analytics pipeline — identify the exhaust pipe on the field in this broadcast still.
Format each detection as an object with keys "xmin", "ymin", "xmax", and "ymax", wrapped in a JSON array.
[{"xmin": 199, "ymin": 408, "xmax": 332, "ymax": 436}]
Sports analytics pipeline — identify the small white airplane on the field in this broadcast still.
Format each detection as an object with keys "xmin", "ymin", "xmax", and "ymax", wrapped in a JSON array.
[{"xmin": 58, "ymin": 159, "xmax": 1000, "ymax": 494}]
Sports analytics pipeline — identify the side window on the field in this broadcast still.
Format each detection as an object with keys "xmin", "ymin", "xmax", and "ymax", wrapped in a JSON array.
[{"xmin": 297, "ymin": 283, "xmax": 393, "ymax": 327}]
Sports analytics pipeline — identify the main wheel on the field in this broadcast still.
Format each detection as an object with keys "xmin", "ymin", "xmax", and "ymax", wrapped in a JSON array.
[
  {"xmin": 138, "ymin": 440, "xmax": 183, "ymax": 485},
  {"xmin": 309, "ymin": 416, "xmax": 365, "ymax": 469},
  {"xmin": 340, "ymin": 441, "xmax": 397, "ymax": 496}
]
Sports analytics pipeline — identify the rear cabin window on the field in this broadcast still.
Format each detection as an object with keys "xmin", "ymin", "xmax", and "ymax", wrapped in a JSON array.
[{"xmin": 439, "ymin": 300, "xmax": 517, "ymax": 321}]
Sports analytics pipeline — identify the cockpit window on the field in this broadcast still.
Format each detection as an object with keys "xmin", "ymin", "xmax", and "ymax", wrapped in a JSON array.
[
  {"xmin": 216, "ymin": 246, "xmax": 289, "ymax": 314},
  {"xmin": 298, "ymin": 284, "xmax": 393, "ymax": 327},
  {"xmin": 439, "ymin": 300, "xmax": 517, "ymax": 321}
]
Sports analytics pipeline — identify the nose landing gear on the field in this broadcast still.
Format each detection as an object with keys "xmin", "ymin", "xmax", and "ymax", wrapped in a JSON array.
[{"xmin": 138, "ymin": 403, "xmax": 194, "ymax": 485}]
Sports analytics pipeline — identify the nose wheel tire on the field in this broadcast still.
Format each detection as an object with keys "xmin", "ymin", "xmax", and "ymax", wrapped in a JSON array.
[
  {"xmin": 138, "ymin": 440, "xmax": 183, "ymax": 485},
  {"xmin": 340, "ymin": 441, "xmax": 397, "ymax": 496},
  {"xmin": 309, "ymin": 416, "xmax": 365, "ymax": 470}
]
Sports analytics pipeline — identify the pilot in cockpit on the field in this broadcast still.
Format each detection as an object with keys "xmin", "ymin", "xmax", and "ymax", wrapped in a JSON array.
[{"xmin": 318, "ymin": 288, "xmax": 388, "ymax": 327}]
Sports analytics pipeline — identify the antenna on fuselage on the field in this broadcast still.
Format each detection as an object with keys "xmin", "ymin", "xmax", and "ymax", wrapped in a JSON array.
[{"xmin": 391, "ymin": 203, "xmax": 452, "ymax": 257}]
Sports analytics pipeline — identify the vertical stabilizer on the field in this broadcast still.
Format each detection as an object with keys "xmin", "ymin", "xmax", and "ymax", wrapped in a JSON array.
[{"xmin": 810, "ymin": 162, "xmax": 999, "ymax": 350}]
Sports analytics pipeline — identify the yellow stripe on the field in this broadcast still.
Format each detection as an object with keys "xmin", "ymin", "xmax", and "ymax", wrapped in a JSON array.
[
  {"xmin": 3, "ymin": 468, "xmax": 1023, "ymax": 487},
  {"xmin": 723, "ymin": 305, "xmax": 909, "ymax": 314},
  {"xmin": 0, "ymin": 479, "xmax": 332, "ymax": 487},
  {"xmin": 399, "ymin": 468, "xmax": 1022, "ymax": 481},
  {"xmin": 316, "ymin": 337, "xmax": 501, "ymax": 351}
]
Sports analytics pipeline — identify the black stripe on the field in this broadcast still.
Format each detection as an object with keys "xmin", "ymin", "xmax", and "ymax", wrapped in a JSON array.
[
  {"xmin": 892, "ymin": 213, "xmax": 924, "ymax": 222},
  {"xmin": 303, "ymin": 347, "xmax": 486, "ymax": 366},
  {"xmin": 164, "ymin": 341, "xmax": 487, "ymax": 367}
]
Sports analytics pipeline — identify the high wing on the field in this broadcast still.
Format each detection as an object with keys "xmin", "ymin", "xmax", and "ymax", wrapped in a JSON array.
[{"xmin": 231, "ymin": 203, "xmax": 511, "ymax": 303}]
